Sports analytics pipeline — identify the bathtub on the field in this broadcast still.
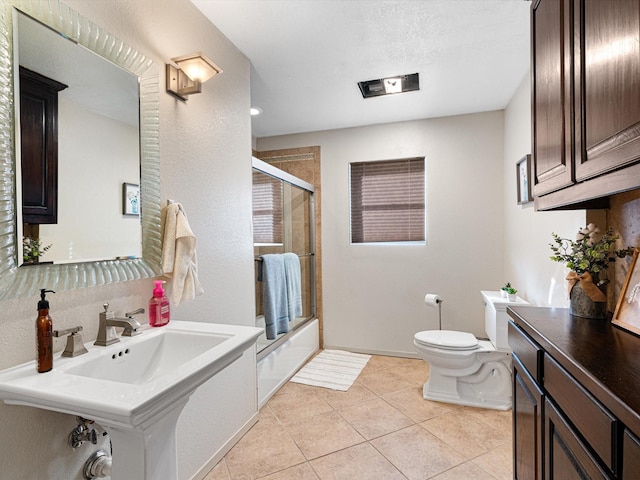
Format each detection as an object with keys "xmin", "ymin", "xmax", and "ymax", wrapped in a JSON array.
[{"xmin": 256, "ymin": 318, "xmax": 319, "ymax": 407}]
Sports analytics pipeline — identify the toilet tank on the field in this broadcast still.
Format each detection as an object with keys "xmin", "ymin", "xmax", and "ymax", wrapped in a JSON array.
[{"xmin": 481, "ymin": 290, "xmax": 529, "ymax": 352}]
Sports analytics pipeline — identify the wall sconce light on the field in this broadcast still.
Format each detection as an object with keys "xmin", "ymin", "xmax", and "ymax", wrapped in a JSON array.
[{"xmin": 166, "ymin": 52, "xmax": 222, "ymax": 101}]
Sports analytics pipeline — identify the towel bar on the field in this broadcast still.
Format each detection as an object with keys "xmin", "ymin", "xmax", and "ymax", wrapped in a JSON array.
[{"xmin": 254, "ymin": 253, "xmax": 314, "ymax": 262}]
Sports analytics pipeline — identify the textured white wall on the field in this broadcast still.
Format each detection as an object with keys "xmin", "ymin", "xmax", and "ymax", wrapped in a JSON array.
[
  {"xmin": 502, "ymin": 74, "xmax": 585, "ymax": 307},
  {"xmin": 0, "ymin": 0, "xmax": 254, "ymax": 478},
  {"xmin": 41, "ymin": 98, "xmax": 141, "ymax": 261},
  {"xmin": 258, "ymin": 112, "xmax": 506, "ymax": 356}
]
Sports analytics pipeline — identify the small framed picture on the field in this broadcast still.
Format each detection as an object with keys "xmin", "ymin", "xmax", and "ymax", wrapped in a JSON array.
[
  {"xmin": 122, "ymin": 183, "xmax": 140, "ymax": 216},
  {"xmin": 613, "ymin": 248, "xmax": 640, "ymax": 336},
  {"xmin": 516, "ymin": 154, "xmax": 532, "ymax": 204}
]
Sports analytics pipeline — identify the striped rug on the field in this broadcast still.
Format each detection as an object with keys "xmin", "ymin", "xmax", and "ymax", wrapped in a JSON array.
[{"xmin": 290, "ymin": 349, "xmax": 371, "ymax": 391}]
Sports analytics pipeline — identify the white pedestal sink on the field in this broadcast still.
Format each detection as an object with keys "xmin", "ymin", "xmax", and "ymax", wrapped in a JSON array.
[{"xmin": 0, "ymin": 321, "xmax": 262, "ymax": 479}]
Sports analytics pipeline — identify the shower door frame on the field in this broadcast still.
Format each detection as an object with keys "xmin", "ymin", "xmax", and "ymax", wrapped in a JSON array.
[{"xmin": 252, "ymin": 157, "xmax": 316, "ymax": 360}]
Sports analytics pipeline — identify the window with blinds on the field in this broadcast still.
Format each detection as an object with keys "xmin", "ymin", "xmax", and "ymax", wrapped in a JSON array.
[
  {"xmin": 252, "ymin": 171, "xmax": 283, "ymax": 244},
  {"xmin": 350, "ymin": 157, "xmax": 425, "ymax": 244}
]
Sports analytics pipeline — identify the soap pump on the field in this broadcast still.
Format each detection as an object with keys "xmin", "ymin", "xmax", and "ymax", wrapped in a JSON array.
[
  {"xmin": 36, "ymin": 289, "xmax": 55, "ymax": 373},
  {"xmin": 149, "ymin": 280, "xmax": 170, "ymax": 327}
]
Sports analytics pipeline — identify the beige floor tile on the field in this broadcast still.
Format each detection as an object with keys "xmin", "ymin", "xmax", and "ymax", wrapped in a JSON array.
[
  {"xmin": 268, "ymin": 385, "xmax": 334, "ymax": 424},
  {"xmin": 338, "ymin": 397, "xmax": 414, "ymax": 440},
  {"xmin": 319, "ymin": 383, "xmax": 377, "ymax": 409},
  {"xmin": 358, "ymin": 369, "xmax": 415, "ymax": 396},
  {"xmin": 258, "ymin": 405, "xmax": 279, "ymax": 424},
  {"xmin": 464, "ymin": 406, "xmax": 513, "ymax": 434},
  {"xmin": 472, "ymin": 444, "xmax": 513, "ymax": 480},
  {"xmin": 394, "ymin": 360, "xmax": 430, "ymax": 387},
  {"xmin": 371, "ymin": 425, "xmax": 466, "ymax": 480},
  {"xmin": 285, "ymin": 410, "xmax": 366, "ymax": 460},
  {"xmin": 224, "ymin": 420, "xmax": 306, "ymax": 480},
  {"xmin": 383, "ymin": 387, "xmax": 460, "ymax": 423},
  {"xmin": 310, "ymin": 442, "xmax": 406, "ymax": 480},
  {"xmin": 428, "ymin": 461, "xmax": 497, "ymax": 480},
  {"xmin": 421, "ymin": 410, "xmax": 508, "ymax": 459},
  {"xmin": 203, "ymin": 459, "xmax": 231, "ymax": 480},
  {"xmin": 366, "ymin": 355, "xmax": 419, "ymax": 371},
  {"xmin": 258, "ymin": 463, "xmax": 320, "ymax": 479},
  {"xmin": 208, "ymin": 355, "xmax": 514, "ymax": 480}
]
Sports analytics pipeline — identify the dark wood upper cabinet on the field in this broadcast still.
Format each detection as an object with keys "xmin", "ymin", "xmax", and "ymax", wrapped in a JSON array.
[
  {"xmin": 532, "ymin": 0, "xmax": 575, "ymax": 198},
  {"xmin": 532, "ymin": 0, "xmax": 640, "ymax": 210},
  {"xmin": 19, "ymin": 66, "xmax": 67, "ymax": 225},
  {"xmin": 574, "ymin": 0, "xmax": 640, "ymax": 181}
]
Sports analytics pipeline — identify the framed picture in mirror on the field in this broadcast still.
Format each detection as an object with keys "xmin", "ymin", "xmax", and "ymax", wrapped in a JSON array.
[{"xmin": 123, "ymin": 183, "xmax": 140, "ymax": 216}]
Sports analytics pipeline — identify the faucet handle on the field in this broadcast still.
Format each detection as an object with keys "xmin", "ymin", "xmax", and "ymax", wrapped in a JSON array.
[
  {"xmin": 100, "ymin": 303, "xmax": 115, "ymax": 321},
  {"xmin": 125, "ymin": 307, "xmax": 145, "ymax": 318},
  {"xmin": 54, "ymin": 326, "xmax": 89, "ymax": 357}
]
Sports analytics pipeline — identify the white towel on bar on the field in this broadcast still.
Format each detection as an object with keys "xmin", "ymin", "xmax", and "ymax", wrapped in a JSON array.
[
  {"xmin": 283, "ymin": 252, "xmax": 302, "ymax": 321},
  {"xmin": 161, "ymin": 202, "xmax": 204, "ymax": 305}
]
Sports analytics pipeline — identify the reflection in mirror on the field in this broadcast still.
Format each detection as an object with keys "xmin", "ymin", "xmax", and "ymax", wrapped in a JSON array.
[
  {"xmin": 0, "ymin": 0, "xmax": 161, "ymax": 300},
  {"xmin": 16, "ymin": 10, "xmax": 142, "ymax": 265}
]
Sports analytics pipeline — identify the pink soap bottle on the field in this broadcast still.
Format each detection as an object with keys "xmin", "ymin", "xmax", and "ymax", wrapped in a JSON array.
[{"xmin": 149, "ymin": 280, "xmax": 170, "ymax": 327}]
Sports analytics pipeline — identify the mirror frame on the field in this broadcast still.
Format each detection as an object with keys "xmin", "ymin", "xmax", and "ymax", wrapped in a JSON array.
[{"xmin": 0, "ymin": 0, "xmax": 161, "ymax": 300}]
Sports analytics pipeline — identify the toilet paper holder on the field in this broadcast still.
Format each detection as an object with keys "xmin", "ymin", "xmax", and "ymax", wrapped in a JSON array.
[{"xmin": 424, "ymin": 293, "xmax": 443, "ymax": 330}]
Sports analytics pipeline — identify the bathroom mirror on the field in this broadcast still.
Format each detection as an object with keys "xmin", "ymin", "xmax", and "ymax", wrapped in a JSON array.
[
  {"xmin": 0, "ymin": 0, "xmax": 161, "ymax": 300},
  {"xmin": 16, "ymin": 10, "xmax": 142, "ymax": 264}
]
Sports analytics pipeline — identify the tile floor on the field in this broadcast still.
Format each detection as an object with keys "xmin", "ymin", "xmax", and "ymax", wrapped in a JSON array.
[{"xmin": 205, "ymin": 353, "xmax": 513, "ymax": 480}]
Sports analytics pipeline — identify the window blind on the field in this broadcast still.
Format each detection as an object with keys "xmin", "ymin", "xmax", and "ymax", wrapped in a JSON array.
[
  {"xmin": 252, "ymin": 172, "xmax": 283, "ymax": 244},
  {"xmin": 350, "ymin": 157, "xmax": 425, "ymax": 243}
]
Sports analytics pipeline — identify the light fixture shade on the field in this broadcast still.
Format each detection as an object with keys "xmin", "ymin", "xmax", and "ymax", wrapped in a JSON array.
[{"xmin": 171, "ymin": 53, "xmax": 221, "ymax": 83}]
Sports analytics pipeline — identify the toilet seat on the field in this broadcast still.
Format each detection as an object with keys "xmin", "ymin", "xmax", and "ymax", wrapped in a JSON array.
[{"xmin": 414, "ymin": 330, "xmax": 479, "ymax": 351}]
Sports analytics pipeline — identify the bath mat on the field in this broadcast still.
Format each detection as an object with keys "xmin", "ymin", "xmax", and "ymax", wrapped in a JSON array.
[{"xmin": 290, "ymin": 349, "xmax": 371, "ymax": 391}]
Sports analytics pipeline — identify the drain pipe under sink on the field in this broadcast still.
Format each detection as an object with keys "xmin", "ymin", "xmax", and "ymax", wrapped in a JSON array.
[{"xmin": 84, "ymin": 450, "xmax": 112, "ymax": 479}]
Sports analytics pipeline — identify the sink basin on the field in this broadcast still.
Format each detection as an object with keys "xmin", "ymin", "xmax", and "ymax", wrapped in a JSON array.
[
  {"xmin": 65, "ymin": 329, "xmax": 230, "ymax": 385},
  {"xmin": 0, "ymin": 320, "xmax": 262, "ymax": 479}
]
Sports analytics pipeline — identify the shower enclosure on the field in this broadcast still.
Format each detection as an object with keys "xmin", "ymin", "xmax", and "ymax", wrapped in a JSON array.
[{"xmin": 252, "ymin": 157, "xmax": 316, "ymax": 357}]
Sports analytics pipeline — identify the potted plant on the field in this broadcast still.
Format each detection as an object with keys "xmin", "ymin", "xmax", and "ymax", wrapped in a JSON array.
[
  {"xmin": 22, "ymin": 236, "xmax": 52, "ymax": 265},
  {"xmin": 501, "ymin": 282, "xmax": 512, "ymax": 298},
  {"xmin": 504, "ymin": 286, "xmax": 518, "ymax": 302},
  {"xmin": 550, "ymin": 224, "xmax": 631, "ymax": 318}
]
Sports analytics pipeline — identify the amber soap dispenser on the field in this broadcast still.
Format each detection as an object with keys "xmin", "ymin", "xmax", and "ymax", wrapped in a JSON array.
[{"xmin": 36, "ymin": 289, "xmax": 55, "ymax": 373}]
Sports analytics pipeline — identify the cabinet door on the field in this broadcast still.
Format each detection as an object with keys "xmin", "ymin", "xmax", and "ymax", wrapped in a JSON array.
[
  {"xmin": 532, "ymin": 0, "xmax": 575, "ymax": 197},
  {"xmin": 574, "ymin": 0, "xmax": 640, "ymax": 181},
  {"xmin": 623, "ymin": 429, "xmax": 640, "ymax": 480},
  {"xmin": 545, "ymin": 399, "xmax": 609, "ymax": 479},
  {"xmin": 19, "ymin": 67, "xmax": 67, "ymax": 225},
  {"xmin": 513, "ymin": 356, "xmax": 543, "ymax": 480}
]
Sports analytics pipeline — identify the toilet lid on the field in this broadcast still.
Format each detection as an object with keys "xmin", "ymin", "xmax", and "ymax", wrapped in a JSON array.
[{"xmin": 415, "ymin": 330, "xmax": 479, "ymax": 350}]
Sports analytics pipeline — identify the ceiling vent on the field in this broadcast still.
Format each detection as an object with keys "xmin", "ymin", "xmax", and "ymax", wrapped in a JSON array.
[{"xmin": 358, "ymin": 73, "xmax": 419, "ymax": 98}]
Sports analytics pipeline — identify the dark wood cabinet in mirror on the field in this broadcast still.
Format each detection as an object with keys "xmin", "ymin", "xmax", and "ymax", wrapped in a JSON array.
[{"xmin": 19, "ymin": 66, "xmax": 67, "ymax": 225}]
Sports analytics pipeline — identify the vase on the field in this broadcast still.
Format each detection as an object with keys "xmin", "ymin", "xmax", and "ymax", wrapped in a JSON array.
[{"xmin": 569, "ymin": 279, "xmax": 607, "ymax": 319}]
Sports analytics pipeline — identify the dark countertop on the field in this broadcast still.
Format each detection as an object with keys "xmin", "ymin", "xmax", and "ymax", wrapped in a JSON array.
[{"xmin": 508, "ymin": 305, "xmax": 640, "ymax": 433}]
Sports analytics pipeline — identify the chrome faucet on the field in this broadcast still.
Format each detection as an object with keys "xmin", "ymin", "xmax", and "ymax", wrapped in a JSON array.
[{"xmin": 94, "ymin": 303, "xmax": 144, "ymax": 346}]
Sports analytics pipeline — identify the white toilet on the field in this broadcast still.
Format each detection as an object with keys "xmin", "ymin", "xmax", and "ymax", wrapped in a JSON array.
[{"xmin": 414, "ymin": 290, "xmax": 528, "ymax": 410}]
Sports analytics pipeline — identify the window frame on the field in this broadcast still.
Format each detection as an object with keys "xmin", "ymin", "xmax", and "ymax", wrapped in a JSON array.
[{"xmin": 349, "ymin": 156, "xmax": 427, "ymax": 245}]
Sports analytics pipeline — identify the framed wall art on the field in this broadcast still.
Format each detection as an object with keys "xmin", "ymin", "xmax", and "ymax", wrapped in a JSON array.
[
  {"xmin": 612, "ymin": 248, "xmax": 640, "ymax": 336},
  {"xmin": 516, "ymin": 154, "xmax": 532, "ymax": 204}
]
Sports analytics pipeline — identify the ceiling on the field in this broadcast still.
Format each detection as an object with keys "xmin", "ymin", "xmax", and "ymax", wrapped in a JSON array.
[{"xmin": 191, "ymin": 0, "xmax": 531, "ymax": 138}]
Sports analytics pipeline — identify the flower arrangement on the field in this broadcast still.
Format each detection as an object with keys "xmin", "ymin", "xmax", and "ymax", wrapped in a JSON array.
[
  {"xmin": 23, "ymin": 236, "xmax": 52, "ymax": 264},
  {"xmin": 549, "ymin": 224, "xmax": 630, "ymax": 282}
]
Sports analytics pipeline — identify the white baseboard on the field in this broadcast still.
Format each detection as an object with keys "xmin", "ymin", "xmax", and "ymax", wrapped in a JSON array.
[{"xmin": 322, "ymin": 344, "xmax": 420, "ymax": 359}]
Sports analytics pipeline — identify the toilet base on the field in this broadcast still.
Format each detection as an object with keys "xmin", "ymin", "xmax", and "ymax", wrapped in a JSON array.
[
  {"xmin": 422, "ymin": 355, "xmax": 512, "ymax": 411},
  {"xmin": 422, "ymin": 387, "xmax": 512, "ymax": 411}
]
